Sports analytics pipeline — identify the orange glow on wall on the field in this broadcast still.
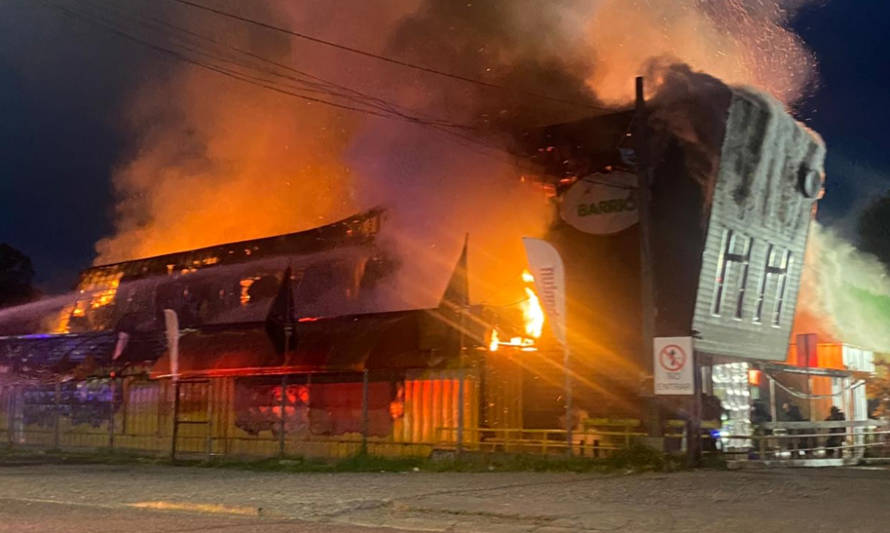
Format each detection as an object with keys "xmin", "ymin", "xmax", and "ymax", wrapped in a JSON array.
[{"xmin": 748, "ymin": 369, "xmax": 762, "ymax": 386}]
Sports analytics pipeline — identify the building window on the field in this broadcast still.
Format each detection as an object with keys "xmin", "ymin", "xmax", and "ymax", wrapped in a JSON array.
[
  {"xmin": 753, "ymin": 245, "xmax": 792, "ymax": 325},
  {"xmin": 772, "ymin": 250, "xmax": 793, "ymax": 326},
  {"xmin": 712, "ymin": 229, "xmax": 751, "ymax": 317}
]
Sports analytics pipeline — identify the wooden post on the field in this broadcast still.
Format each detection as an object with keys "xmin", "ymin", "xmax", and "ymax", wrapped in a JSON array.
[
  {"xmin": 456, "ymin": 307, "xmax": 466, "ymax": 455},
  {"xmin": 170, "ymin": 380, "xmax": 180, "ymax": 461},
  {"xmin": 306, "ymin": 373, "xmax": 312, "ymax": 443},
  {"xmin": 843, "ymin": 377, "xmax": 851, "ymax": 459},
  {"xmin": 564, "ymin": 346, "xmax": 573, "ymax": 456},
  {"xmin": 6, "ymin": 386, "xmax": 13, "ymax": 447},
  {"xmin": 361, "ymin": 369, "xmax": 369, "ymax": 455},
  {"xmin": 686, "ymin": 352, "xmax": 703, "ymax": 466},
  {"xmin": 205, "ymin": 381, "xmax": 213, "ymax": 459},
  {"xmin": 634, "ymin": 76, "xmax": 659, "ymax": 439},
  {"xmin": 53, "ymin": 382, "xmax": 61, "ymax": 450},
  {"xmin": 278, "ymin": 373, "xmax": 288, "ymax": 458},
  {"xmin": 759, "ymin": 431, "xmax": 767, "ymax": 459},
  {"xmin": 278, "ymin": 324, "xmax": 292, "ymax": 458},
  {"xmin": 108, "ymin": 377, "xmax": 116, "ymax": 450},
  {"xmin": 121, "ymin": 378, "xmax": 129, "ymax": 438},
  {"xmin": 804, "ymin": 351, "xmax": 812, "ymax": 423},
  {"xmin": 6, "ymin": 385, "xmax": 15, "ymax": 447}
]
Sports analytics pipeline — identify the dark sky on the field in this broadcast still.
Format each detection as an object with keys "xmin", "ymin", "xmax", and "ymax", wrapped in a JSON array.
[
  {"xmin": 0, "ymin": 2, "xmax": 154, "ymax": 291},
  {"xmin": 792, "ymin": 1, "xmax": 890, "ymax": 230},
  {"xmin": 1, "ymin": 0, "xmax": 888, "ymax": 292}
]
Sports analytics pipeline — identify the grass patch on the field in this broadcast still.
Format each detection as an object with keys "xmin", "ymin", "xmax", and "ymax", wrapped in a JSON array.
[
  {"xmin": 0, "ymin": 446, "xmax": 165, "ymax": 466},
  {"xmin": 174, "ymin": 442, "xmax": 682, "ymax": 474},
  {"xmin": 0, "ymin": 443, "xmax": 689, "ymax": 474}
]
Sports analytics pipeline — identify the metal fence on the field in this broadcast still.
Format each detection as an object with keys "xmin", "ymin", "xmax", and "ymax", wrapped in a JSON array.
[
  {"xmin": 0, "ymin": 374, "xmax": 429, "ymax": 460},
  {"xmin": 0, "ymin": 369, "xmax": 479, "ymax": 460},
  {"xmin": 722, "ymin": 420, "xmax": 890, "ymax": 466},
  {"xmin": 0, "ymin": 374, "xmax": 646, "ymax": 461},
  {"xmin": 4, "ymin": 377, "xmax": 887, "ymax": 464}
]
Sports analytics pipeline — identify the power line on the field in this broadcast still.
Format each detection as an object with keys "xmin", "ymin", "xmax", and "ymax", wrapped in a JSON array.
[
  {"xmin": 41, "ymin": 0, "xmax": 541, "ymax": 173},
  {"xmin": 83, "ymin": 0, "xmax": 472, "ymax": 130},
  {"xmin": 167, "ymin": 0, "xmax": 610, "ymax": 112},
  {"xmin": 42, "ymin": 1, "xmax": 629, "ymax": 186},
  {"xmin": 43, "ymin": 1, "xmax": 467, "ymax": 129}
]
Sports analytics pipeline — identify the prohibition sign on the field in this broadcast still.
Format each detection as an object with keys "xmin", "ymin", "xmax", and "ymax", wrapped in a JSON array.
[{"xmin": 658, "ymin": 344, "xmax": 687, "ymax": 372}]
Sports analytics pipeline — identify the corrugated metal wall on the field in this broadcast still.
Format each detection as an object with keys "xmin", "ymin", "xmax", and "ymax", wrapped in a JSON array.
[{"xmin": 0, "ymin": 370, "xmax": 479, "ymax": 459}]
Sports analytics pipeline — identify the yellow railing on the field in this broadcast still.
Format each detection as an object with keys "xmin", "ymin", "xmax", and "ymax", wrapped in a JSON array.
[{"xmin": 436, "ymin": 426, "xmax": 649, "ymax": 456}]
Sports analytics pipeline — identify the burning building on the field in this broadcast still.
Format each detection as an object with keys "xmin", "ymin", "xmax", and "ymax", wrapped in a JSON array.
[
  {"xmin": 506, "ymin": 75, "xmax": 874, "ymax": 442},
  {"xmin": 0, "ymin": 73, "xmax": 874, "ymax": 458},
  {"xmin": 0, "ymin": 210, "xmax": 498, "ymax": 455}
]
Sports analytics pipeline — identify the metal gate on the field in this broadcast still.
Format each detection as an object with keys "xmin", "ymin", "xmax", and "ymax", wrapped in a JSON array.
[{"xmin": 171, "ymin": 380, "xmax": 212, "ymax": 460}]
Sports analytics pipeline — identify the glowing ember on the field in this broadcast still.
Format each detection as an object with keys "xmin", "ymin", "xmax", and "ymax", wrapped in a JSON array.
[
  {"xmin": 53, "ymin": 272, "xmax": 123, "ymax": 333},
  {"xmin": 90, "ymin": 278, "xmax": 120, "ymax": 309},
  {"xmin": 488, "ymin": 329, "xmax": 499, "ymax": 352},
  {"xmin": 239, "ymin": 278, "xmax": 256, "ymax": 306},
  {"xmin": 521, "ymin": 270, "xmax": 544, "ymax": 339}
]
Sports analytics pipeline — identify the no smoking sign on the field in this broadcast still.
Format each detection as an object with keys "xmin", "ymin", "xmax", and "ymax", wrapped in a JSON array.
[
  {"xmin": 658, "ymin": 344, "xmax": 687, "ymax": 372},
  {"xmin": 654, "ymin": 337, "xmax": 694, "ymax": 395}
]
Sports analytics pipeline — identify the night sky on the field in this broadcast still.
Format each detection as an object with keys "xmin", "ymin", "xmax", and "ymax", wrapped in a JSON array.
[{"xmin": 1, "ymin": 1, "xmax": 888, "ymax": 292}]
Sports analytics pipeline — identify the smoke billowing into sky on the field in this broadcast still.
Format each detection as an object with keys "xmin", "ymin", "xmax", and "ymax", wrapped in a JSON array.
[
  {"xmin": 584, "ymin": 0, "xmax": 818, "ymax": 105},
  {"xmin": 796, "ymin": 224, "xmax": 890, "ymax": 352},
  {"xmin": 79, "ymin": 0, "xmax": 823, "ymax": 307}
]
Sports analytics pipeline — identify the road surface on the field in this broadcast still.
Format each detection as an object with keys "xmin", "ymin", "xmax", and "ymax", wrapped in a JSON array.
[{"xmin": 0, "ymin": 463, "xmax": 888, "ymax": 532}]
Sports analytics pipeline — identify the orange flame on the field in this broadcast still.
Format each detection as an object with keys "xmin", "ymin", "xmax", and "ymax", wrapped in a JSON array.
[
  {"xmin": 488, "ymin": 328, "xmax": 500, "ymax": 352},
  {"xmin": 52, "ymin": 272, "xmax": 123, "ymax": 333},
  {"xmin": 520, "ymin": 270, "xmax": 544, "ymax": 339},
  {"xmin": 488, "ymin": 270, "xmax": 544, "ymax": 352}
]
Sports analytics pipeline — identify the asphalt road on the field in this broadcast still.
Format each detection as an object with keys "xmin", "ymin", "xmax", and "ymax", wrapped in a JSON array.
[
  {"xmin": 0, "ymin": 498, "xmax": 412, "ymax": 532},
  {"xmin": 1, "ymin": 463, "xmax": 889, "ymax": 532}
]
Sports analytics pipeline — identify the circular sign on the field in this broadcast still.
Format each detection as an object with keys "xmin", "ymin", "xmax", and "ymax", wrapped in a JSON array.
[
  {"xmin": 560, "ymin": 172, "xmax": 638, "ymax": 235},
  {"xmin": 658, "ymin": 344, "xmax": 687, "ymax": 372},
  {"xmin": 798, "ymin": 166, "xmax": 821, "ymax": 199}
]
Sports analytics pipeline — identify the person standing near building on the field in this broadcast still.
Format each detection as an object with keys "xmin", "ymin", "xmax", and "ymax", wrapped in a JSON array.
[
  {"xmin": 825, "ymin": 406, "xmax": 846, "ymax": 458},
  {"xmin": 781, "ymin": 402, "xmax": 806, "ymax": 455}
]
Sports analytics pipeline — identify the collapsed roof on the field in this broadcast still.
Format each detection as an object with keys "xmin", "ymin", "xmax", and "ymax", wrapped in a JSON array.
[{"xmin": 0, "ymin": 209, "xmax": 473, "ymax": 381}]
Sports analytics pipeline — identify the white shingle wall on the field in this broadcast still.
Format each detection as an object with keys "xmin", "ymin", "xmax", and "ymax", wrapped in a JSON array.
[{"xmin": 692, "ymin": 88, "xmax": 825, "ymax": 361}]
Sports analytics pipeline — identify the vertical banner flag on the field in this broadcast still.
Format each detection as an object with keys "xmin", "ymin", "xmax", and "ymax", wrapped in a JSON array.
[
  {"xmin": 112, "ymin": 331, "xmax": 130, "ymax": 361},
  {"xmin": 522, "ymin": 238, "xmax": 567, "ymax": 346},
  {"xmin": 164, "ymin": 309, "xmax": 180, "ymax": 381}
]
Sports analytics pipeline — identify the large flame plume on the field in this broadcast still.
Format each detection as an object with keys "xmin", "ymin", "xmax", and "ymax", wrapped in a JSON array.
[
  {"xmin": 488, "ymin": 269, "xmax": 545, "ymax": 352},
  {"xmin": 520, "ymin": 269, "xmax": 545, "ymax": 340}
]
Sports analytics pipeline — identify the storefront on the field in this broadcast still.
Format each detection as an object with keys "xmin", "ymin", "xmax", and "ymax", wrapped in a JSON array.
[{"xmin": 710, "ymin": 340, "xmax": 875, "ymax": 454}]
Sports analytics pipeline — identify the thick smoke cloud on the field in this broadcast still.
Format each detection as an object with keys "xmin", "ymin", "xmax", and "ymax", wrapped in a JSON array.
[
  {"xmin": 795, "ymin": 224, "xmax": 890, "ymax": 352},
  {"xmin": 88, "ymin": 0, "xmax": 820, "ymax": 307},
  {"xmin": 584, "ymin": 0, "xmax": 818, "ymax": 105}
]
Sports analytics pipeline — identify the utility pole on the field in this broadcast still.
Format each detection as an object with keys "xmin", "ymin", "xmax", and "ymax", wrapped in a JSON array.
[
  {"xmin": 277, "ymin": 266, "xmax": 296, "ymax": 458},
  {"xmin": 361, "ymin": 368, "xmax": 369, "ymax": 455},
  {"xmin": 455, "ymin": 235, "xmax": 469, "ymax": 456},
  {"xmin": 687, "ymin": 352, "xmax": 703, "ymax": 466},
  {"xmin": 564, "ymin": 346, "xmax": 573, "ymax": 456},
  {"xmin": 633, "ymin": 77, "xmax": 659, "ymax": 439},
  {"xmin": 456, "ymin": 305, "xmax": 465, "ymax": 456}
]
